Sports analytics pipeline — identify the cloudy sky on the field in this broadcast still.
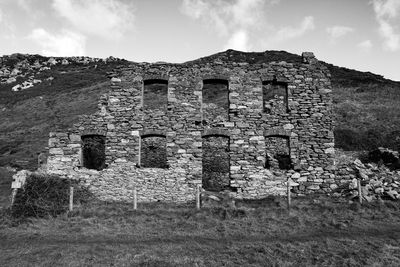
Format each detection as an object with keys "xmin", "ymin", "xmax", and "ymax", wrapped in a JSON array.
[{"xmin": 0, "ymin": 0, "xmax": 399, "ymax": 81}]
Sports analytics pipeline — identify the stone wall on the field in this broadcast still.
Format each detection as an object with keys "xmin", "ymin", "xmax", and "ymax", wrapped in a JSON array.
[{"xmin": 46, "ymin": 52, "xmax": 336, "ymax": 202}]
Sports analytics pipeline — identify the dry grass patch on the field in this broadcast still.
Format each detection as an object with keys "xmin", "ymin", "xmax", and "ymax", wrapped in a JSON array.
[{"xmin": 1, "ymin": 196, "xmax": 400, "ymax": 266}]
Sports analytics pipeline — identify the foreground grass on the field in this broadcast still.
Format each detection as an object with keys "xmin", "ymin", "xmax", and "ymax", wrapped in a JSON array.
[
  {"xmin": 0, "ymin": 167, "xmax": 13, "ymax": 209},
  {"xmin": 1, "ymin": 197, "xmax": 400, "ymax": 266}
]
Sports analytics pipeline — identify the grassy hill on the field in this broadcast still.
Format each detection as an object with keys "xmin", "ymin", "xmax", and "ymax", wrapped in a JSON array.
[
  {"xmin": 0, "ymin": 50, "xmax": 399, "ymax": 172},
  {"xmin": 0, "ymin": 56, "xmax": 129, "ymax": 170}
]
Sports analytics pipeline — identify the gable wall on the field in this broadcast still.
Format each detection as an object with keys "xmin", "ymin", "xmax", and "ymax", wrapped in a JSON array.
[{"xmin": 46, "ymin": 56, "xmax": 336, "ymax": 202}]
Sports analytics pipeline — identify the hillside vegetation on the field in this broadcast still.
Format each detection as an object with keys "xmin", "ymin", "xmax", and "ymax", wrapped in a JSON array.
[{"xmin": 0, "ymin": 50, "xmax": 399, "ymax": 171}]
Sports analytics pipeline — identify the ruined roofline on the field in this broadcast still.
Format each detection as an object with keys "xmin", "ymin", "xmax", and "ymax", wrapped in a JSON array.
[
  {"xmin": 118, "ymin": 51, "xmax": 322, "ymax": 72},
  {"xmin": 151, "ymin": 50, "xmax": 313, "ymax": 64},
  {"xmin": 182, "ymin": 49, "xmax": 318, "ymax": 65}
]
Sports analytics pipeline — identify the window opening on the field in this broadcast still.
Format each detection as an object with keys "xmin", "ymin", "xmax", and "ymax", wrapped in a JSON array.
[
  {"xmin": 202, "ymin": 135, "xmax": 230, "ymax": 191},
  {"xmin": 202, "ymin": 79, "xmax": 229, "ymax": 121},
  {"xmin": 262, "ymin": 80, "xmax": 288, "ymax": 114},
  {"xmin": 141, "ymin": 134, "xmax": 168, "ymax": 168},
  {"xmin": 265, "ymin": 135, "xmax": 291, "ymax": 170},
  {"xmin": 82, "ymin": 135, "xmax": 106, "ymax": 170},
  {"xmin": 143, "ymin": 79, "xmax": 168, "ymax": 110}
]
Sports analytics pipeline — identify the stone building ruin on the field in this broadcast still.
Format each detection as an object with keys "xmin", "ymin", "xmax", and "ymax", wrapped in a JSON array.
[{"xmin": 46, "ymin": 52, "xmax": 335, "ymax": 202}]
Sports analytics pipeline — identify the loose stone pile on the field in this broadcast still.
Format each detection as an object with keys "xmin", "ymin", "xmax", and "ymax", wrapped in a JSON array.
[{"xmin": 333, "ymin": 150, "xmax": 400, "ymax": 201}]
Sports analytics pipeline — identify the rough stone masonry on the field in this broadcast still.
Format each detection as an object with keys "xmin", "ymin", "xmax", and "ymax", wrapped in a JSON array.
[{"xmin": 46, "ymin": 52, "xmax": 336, "ymax": 202}]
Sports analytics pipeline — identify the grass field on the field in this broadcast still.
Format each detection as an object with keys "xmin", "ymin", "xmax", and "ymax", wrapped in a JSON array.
[{"xmin": 1, "ymin": 196, "xmax": 400, "ymax": 266}]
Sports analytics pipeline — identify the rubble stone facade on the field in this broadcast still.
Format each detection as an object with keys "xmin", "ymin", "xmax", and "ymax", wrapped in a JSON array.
[{"xmin": 46, "ymin": 52, "xmax": 335, "ymax": 202}]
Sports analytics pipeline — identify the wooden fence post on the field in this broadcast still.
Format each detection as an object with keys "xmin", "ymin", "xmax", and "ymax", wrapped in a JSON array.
[
  {"xmin": 69, "ymin": 186, "xmax": 74, "ymax": 212},
  {"xmin": 357, "ymin": 179, "xmax": 362, "ymax": 205},
  {"xmin": 196, "ymin": 184, "xmax": 201, "ymax": 210},
  {"xmin": 10, "ymin": 188, "xmax": 18, "ymax": 207},
  {"xmin": 133, "ymin": 187, "xmax": 137, "ymax": 210},
  {"xmin": 287, "ymin": 178, "xmax": 291, "ymax": 210}
]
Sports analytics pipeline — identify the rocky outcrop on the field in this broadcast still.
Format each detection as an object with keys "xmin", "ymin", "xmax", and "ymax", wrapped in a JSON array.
[
  {"xmin": 0, "ymin": 54, "xmax": 124, "ymax": 91},
  {"xmin": 11, "ymin": 170, "xmax": 32, "ymax": 189}
]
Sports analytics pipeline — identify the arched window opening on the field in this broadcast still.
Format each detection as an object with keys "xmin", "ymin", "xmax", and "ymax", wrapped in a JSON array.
[
  {"xmin": 141, "ymin": 134, "xmax": 168, "ymax": 168},
  {"xmin": 265, "ymin": 135, "xmax": 291, "ymax": 170},
  {"xmin": 202, "ymin": 79, "xmax": 229, "ymax": 121},
  {"xmin": 202, "ymin": 135, "xmax": 230, "ymax": 191},
  {"xmin": 143, "ymin": 79, "xmax": 168, "ymax": 110},
  {"xmin": 262, "ymin": 80, "xmax": 288, "ymax": 114},
  {"xmin": 81, "ymin": 135, "xmax": 106, "ymax": 170}
]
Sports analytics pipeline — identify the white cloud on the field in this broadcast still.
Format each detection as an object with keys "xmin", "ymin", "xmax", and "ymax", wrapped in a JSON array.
[
  {"xmin": 372, "ymin": 0, "xmax": 400, "ymax": 18},
  {"xmin": 29, "ymin": 28, "xmax": 86, "ymax": 56},
  {"xmin": 326, "ymin": 25, "xmax": 354, "ymax": 39},
  {"xmin": 224, "ymin": 30, "xmax": 249, "ymax": 51},
  {"xmin": 372, "ymin": 0, "xmax": 400, "ymax": 51},
  {"xmin": 228, "ymin": 0, "xmax": 268, "ymax": 29},
  {"xmin": 180, "ymin": 0, "xmax": 278, "ymax": 51},
  {"xmin": 377, "ymin": 19, "xmax": 400, "ymax": 51},
  {"xmin": 181, "ymin": 0, "xmax": 315, "ymax": 51},
  {"xmin": 273, "ymin": 16, "xmax": 315, "ymax": 42},
  {"xmin": 181, "ymin": 0, "xmax": 270, "ymax": 35},
  {"xmin": 52, "ymin": 0, "xmax": 135, "ymax": 40},
  {"xmin": 357, "ymin": 40, "xmax": 373, "ymax": 51}
]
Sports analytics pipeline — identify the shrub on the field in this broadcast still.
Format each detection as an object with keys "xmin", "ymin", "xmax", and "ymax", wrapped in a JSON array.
[
  {"xmin": 334, "ymin": 128, "xmax": 400, "ymax": 152},
  {"xmin": 11, "ymin": 173, "xmax": 92, "ymax": 218},
  {"xmin": 334, "ymin": 128, "xmax": 362, "ymax": 151},
  {"xmin": 367, "ymin": 148, "xmax": 400, "ymax": 170}
]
